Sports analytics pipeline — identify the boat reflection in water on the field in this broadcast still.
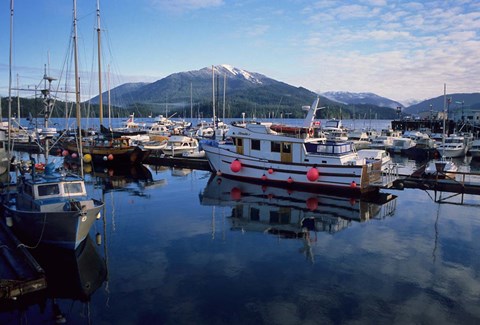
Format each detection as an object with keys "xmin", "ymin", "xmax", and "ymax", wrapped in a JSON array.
[
  {"xmin": 0, "ymin": 235, "xmax": 107, "ymax": 323},
  {"xmin": 200, "ymin": 175, "xmax": 397, "ymax": 261}
]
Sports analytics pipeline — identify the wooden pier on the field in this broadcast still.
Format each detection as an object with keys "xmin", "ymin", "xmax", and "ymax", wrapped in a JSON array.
[{"xmin": 0, "ymin": 220, "xmax": 47, "ymax": 299}]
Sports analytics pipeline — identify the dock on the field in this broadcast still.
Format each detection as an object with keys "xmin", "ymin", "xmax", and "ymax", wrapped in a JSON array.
[
  {"xmin": 393, "ymin": 166, "xmax": 480, "ymax": 196},
  {"xmin": 0, "ymin": 220, "xmax": 47, "ymax": 299},
  {"xmin": 144, "ymin": 153, "xmax": 211, "ymax": 171}
]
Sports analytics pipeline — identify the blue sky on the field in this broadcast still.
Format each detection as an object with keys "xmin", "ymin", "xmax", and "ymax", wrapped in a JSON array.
[{"xmin": 1, "ymin": 0, "xmax": 479, "ymax": 105}]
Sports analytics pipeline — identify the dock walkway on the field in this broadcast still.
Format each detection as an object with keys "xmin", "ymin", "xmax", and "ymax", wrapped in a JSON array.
[{"xmin": 0, "ymin": 221, "xmax": 47, "ymax": 299}]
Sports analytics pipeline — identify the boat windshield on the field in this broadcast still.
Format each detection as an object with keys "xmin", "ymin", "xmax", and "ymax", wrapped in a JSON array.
[
  {"xmin": 38, "ymin": 184, "xmax": 60, "ymax": 197},
  {"xmin": 64, "ymin": 182, "xmax": 84, "ymax": 195}
]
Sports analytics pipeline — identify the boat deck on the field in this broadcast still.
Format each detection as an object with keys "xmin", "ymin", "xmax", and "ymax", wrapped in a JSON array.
[{"xmin": 0, "ymin": 220, "xmax": 47, "ymax": 299}]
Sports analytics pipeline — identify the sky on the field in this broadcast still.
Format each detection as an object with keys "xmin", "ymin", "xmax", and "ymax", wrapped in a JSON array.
[{"xmin": 0, "ymin": 0, "xmax": 479, "ymax": 105}]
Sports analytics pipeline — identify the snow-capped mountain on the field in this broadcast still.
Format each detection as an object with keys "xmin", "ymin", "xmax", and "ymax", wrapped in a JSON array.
[{"xmin": 321, "ymin": 91, "xmax": 404, "ymax": 109}]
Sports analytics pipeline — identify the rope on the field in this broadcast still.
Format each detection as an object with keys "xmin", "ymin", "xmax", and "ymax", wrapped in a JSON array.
[{"xmin": 16, "ymin": 212, "xmax": 48, "ymax": 249}]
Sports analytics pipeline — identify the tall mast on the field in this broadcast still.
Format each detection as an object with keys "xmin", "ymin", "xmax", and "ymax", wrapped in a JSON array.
[
  {"xmin": 73, "ymin": 0, "xmax": 84, "ymax": 175},
  {"xmin": 222, "ymin": 73, "xmax": 226, "ymax": 120},
  {"xmin": 212, "ymin": 65, "xmax": 216, "ymax": 129},
  {"xmin": 7, "ymin": 0, "xmax": 14, "ymax": 155},
  {"xmin": 96, "ymin": 0, "xmax": 103, "ymax": 125},
  {"xmin": 108, "ymin": 64, "xmax": 111, "ymax": 128}
]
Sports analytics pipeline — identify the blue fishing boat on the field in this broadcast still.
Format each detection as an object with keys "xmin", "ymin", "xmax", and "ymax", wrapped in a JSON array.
[{"xmin": 3, "ymin": 163, "xmax": 104, "ymax": 249}]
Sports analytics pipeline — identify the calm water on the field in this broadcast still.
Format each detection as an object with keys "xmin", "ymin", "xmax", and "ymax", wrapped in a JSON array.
[
  {"xmin": 1, "ymin": 158, "xmax": 480, "ymax": 324},
  {"xmin": 2, "ymin": 118, "xmax": 480, "ymax": 324}
]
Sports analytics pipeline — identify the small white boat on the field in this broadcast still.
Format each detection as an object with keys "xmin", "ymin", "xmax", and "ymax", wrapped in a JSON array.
[
  {"xmin": 437, "ymin": 135, "xmax": 467, "ymax": 158},
  {"xmin": 369, "ymin": 135, "xmax": 394, "ymax": 150},
  {"xmin": 357, "ymin": 149, "xmax": 391, "ymax": 171},
  {"xmin": 162, "ymin": 135, "xmax": 199, "ymax": 157},
  {"xmin": 347, "ymin": 130, "xmax": 371, "ymax": 150},
  {"xmin": 469, "ymin": 139, "xmax": 480, "ymax": 159},
  {"xmin": 424, "ymin": 158, "xmax": 458, "ymax": 178},
  {"xmin": 390, "ymin": 137, "xmax": 416, "ymax": 153}
]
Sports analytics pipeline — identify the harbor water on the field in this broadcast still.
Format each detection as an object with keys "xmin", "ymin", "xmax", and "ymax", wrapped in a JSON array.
[{"xmin": 1, "ymin": 119, "xmax": 480, "ymax": 324}]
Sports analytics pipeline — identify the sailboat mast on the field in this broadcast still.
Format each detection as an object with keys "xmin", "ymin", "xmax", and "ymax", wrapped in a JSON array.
[
  {"xmin": 73, "ymin": 0, "xmax": 84, "ymax": 175},
  {"xmin": 7, "ymin": 0, "xmax": 14, "ymax": 155},
  {"xmin": 223, "ymin": 73, "xmax": 226, "ymax": 120},
  {"xmin": 212, "ymin": 65, "xmax": 216, "ymax": 129},
  {"xmin": 96, "ymin": 0, "xmax": 103, "ymax": 125}
]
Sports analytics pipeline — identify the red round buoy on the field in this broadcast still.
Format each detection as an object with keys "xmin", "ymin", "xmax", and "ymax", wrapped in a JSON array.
[
  {"xmin": 230, "ymin": 160, "xmax": 242, "ymax": 173},
  {"xmin": 261, "ymin": 174, "xmax": 267, "ymax": 181},
  {"xmin": 230, "ymin": 187, "xmax": 242, "ymax": 200},
  {"xmin": 108, "ymin": 154, "xmax": 114, "ymax": 161},
  {"xmin": 268, "ymin": 168, "xmax": 274, "ymax": 174},
  {"xmin": 306, "ymin": 197, "xmax": 318, "ymax": 211},
  {"xmin": 62, "ymin": 150, "xmax": 69, "ymax": 157},
  {"xmin": 287, "ymin": 177, "xmax": 294, "ymax": 184},
  {"xmin": 306, "ymin": 167, "xmax": 319, "ymax": 182},
  {"xmin": 350, "ymin": 181, "xmax": 357, "ymax": 188},
  {"xmin": 71, "ymin": 153, "xmax": 78, "ymax": 159}
]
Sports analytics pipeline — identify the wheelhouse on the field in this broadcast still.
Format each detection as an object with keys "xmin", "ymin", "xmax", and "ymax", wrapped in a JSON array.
[{"xmin": 22, "ymin": 179, "xmax": 87, "ymax": 200}]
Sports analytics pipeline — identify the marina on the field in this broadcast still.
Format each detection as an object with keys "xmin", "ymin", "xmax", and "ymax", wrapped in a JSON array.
[
  {"xmin": 2, "ymin": 109, "xmax": 480, "ymax": 323},
  {"xmin": 1, "ymin": 145, "xmax": 480, "ymax": 322}
]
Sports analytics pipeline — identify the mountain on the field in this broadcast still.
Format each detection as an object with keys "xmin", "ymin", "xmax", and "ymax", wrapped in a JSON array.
[
  {"xmin": 403, "ymin": 93, "xmax": 480, "ymax": 115},
  {"xmin": 90, "ymin": 65, "xmax": 399, "ymax": 119},
  {"xmin": 321, "ymin": 91, "xmax": 404, "ymax": 109}
]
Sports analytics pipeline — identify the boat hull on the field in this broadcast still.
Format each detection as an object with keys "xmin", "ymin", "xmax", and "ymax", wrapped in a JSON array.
[
  {"xmin": 65, "ymin": 142, "xmax": 150, "ymax": 166},
  {"xmin": 203, "ymin": 144, "xmax": 380, "ymax": 197},
  {"xmin": 4, "ymin": 199, "xmax": 104, "ymax": 250}
]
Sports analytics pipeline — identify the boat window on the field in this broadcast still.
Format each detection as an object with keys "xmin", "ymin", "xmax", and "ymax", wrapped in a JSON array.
[
  {"xmin": 64, "ymin": 182, "xmax": 84, "ymax": 195},
  {"xmin": 282, "ymin": 143, "xmax": 291, "ymax": 153},
  {"xmin": 235, "ymin": 138, "xmax": 243, "ymax": 147},
  {"xmin": 38, "ymin": 184, "xmax": 60, "ymax": 197},
  {"xmin": 251, "ymin": 139, "xmax": 260, "ymax": 150},
  {"xmin": 250, "ymin": 207, "xmax": 260, "ymax": 221},
  {"xmin": 271, "ymin": 141, "xmax": 281, "ymax": 152}
]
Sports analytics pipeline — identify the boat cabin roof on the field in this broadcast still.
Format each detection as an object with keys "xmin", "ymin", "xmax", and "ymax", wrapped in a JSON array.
[{"xmin": 22, "ymin": 174, "xmax": 87, "ymax": 200}]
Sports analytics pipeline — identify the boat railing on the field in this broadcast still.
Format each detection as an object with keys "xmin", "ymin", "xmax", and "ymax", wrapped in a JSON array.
[{"xmin": 368, "ymin": 163, "xmax": 400, "ymax": 188}]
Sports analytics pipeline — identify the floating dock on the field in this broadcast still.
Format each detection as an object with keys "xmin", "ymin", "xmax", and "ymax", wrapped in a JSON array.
[
  {"xmin": 393, "ymin": 166, "xmax": 480, "ymax": 196},
  {"xmin": 0, "ymin": 220, "xmax": 47, "ymax": 299},
  {"xmin": 144, "ymin": 153, "xmax": 211, "ymax": 171}
]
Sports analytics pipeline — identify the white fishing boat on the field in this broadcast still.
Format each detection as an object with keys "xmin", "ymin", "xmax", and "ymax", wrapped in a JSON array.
[
  {"xmin": 437, "ymin": 135, "xmax": 467, "ymax": 158},
  {"xmin": 161, "ymin": 135, "xmax": 200, "ymax": 157},
  {"xmin": 202, "ymin": 98, "xmax": 394, "ymax": 196}
]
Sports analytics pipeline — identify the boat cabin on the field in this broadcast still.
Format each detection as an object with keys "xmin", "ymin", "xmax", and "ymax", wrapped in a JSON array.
[{"xmin": 16, "ymin": 176, "xmax": 88, "ymax": 212}]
